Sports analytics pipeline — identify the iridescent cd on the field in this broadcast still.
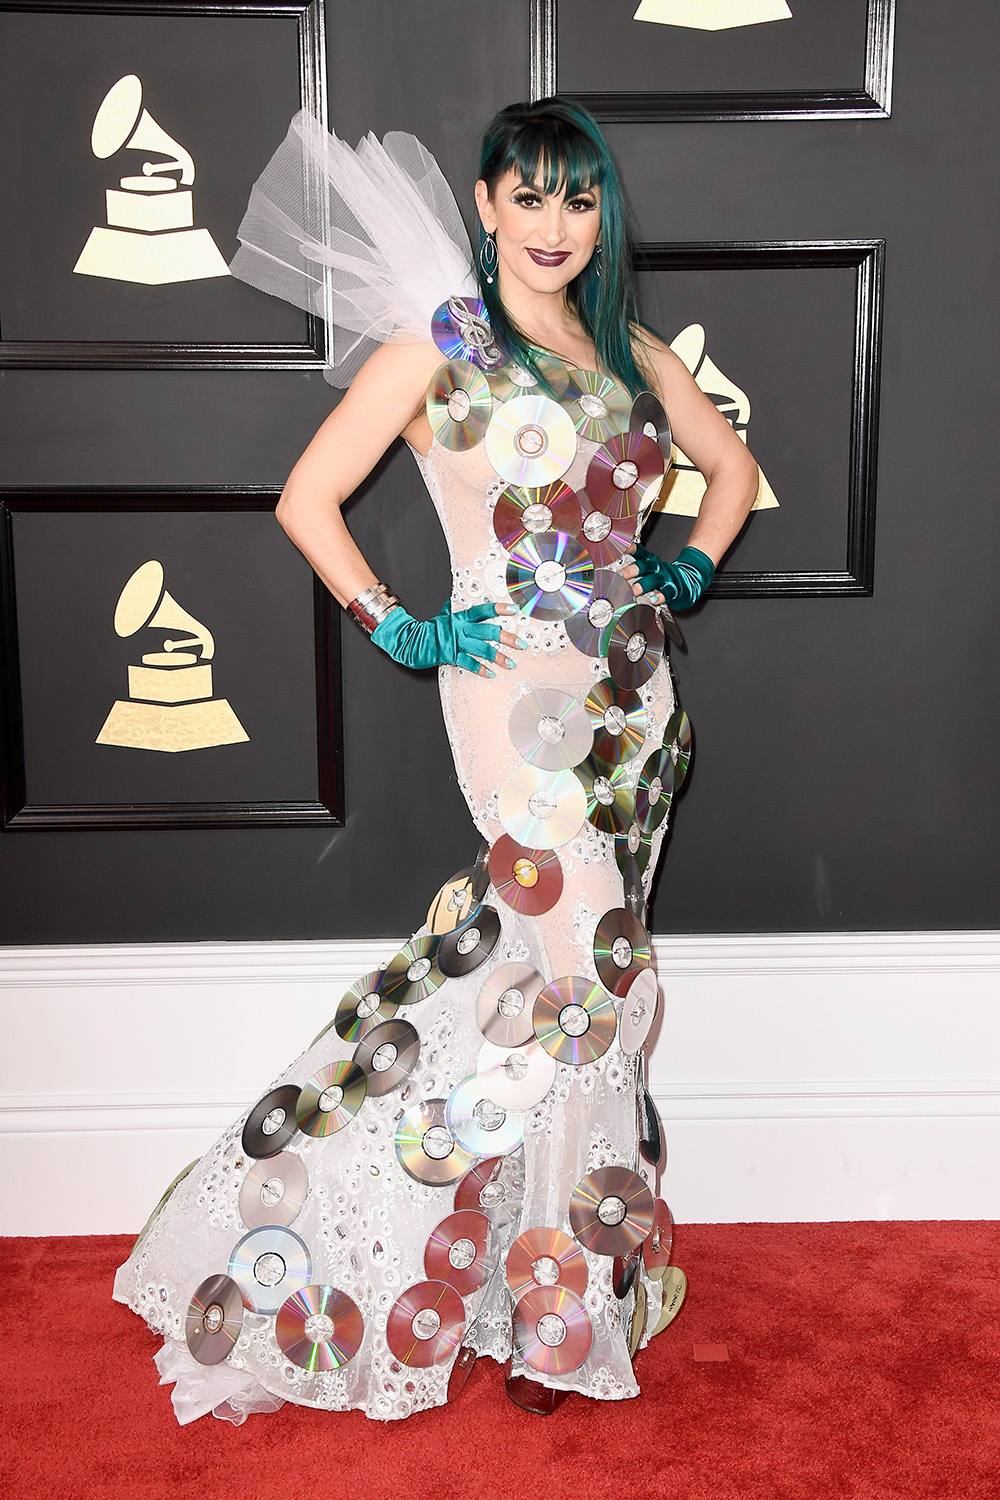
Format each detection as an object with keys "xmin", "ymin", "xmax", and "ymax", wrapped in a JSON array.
[
  {"xmin": 607, "ymin": 605, "xmax": 665, "ymax": 691},
  {"xmin": 635, "ymin": 744, "xmax": 675, "ymax": 834},
  {"xmin": 276, "ymin": 1284, "xmax": 364, "ymax": 1371},
  {"xmin": 594, "ymin": 907, "xmax": 651, "ymax": 997},
  {"xmin": 228, "ymin": 1225, "xmax": 312, "ymax": 1315},
  {"xmin": 485, "ymin": 395, "xmax": 577, "ymax": 488},
  {"xmin": 426, "ymin": 360, "xmax": 492, "ymax": 450},
  {"xmin": 185, "ymin": 1273, "xmax": 243, "ymax": 1365},
  {"xmin": 613, "ymin": 1247, "xmax": 640, "ymax": 1300},
  {"xmin": 493, "ymin": 480, "xmax": 582, "ymax": 553},
  {"xmin": 569, "ymin": 1166, "xmax": 654, "ymax": 1257},
  {"xmin": 423, "ymin": 1209, "xmax": 490, "ymax": 1295},
  {"xmin": 575, "ymin": 754, "xmax": 634, "ymax": 836},
  {"xmin": 663, "ymin": 708, "xmax": 693, "ymax": 790},
  {"xmin": 379, "ymin": 934, "xmax": 445, "ymax": 1006},
  {"xmin": 295, "ymin": 1061, "xmax": 367, "ymax": 1138},
  {"xmin": 470, "ymin": 839, "xmax": 492, "ymax": 902},
  {"xmin": 508, "ymin": 687, "xmax": 593, "ymax": 771},
  {"xmin": 352, "ymin": 1018, "xmax": 420, "ymax": 1096},
  {"xmin": 629, "ymin": 391, "xmax": 673, "ymax": 472},
  {"xmin": 427, "ymin": 867, "xmax": 479, "ymax": 934},
  {"xmin": 241, "ymin": 1085, "xmax": 301, "ymax": 1160},
  {"xmin": 394, "ymin": 1099, "xmax": 478, "ymax": 1186},
  {"xmin": 618, "ymin": 968, "xmax": 659, "ymax": 1055},
  {"xmin": 477, "ymin": 962, "xmax": 544, "ymax": 1047},
  {"xmin": 333, "ymin": 969, "xmax": 396, "ymax": 1043},
  {"xmin": 629, "ymin": 1275, "xmax": 648, "ymax": 1359},
  {"xmin": 586, "ymin": 431, "xmax": 664, "ymax": 519},
  {"xmin": 453, "ymin": 1156, "xmax": 509, "ymax": 1212},
  {"xmin": 513, "ymin": 1285, "xmax": 593, "ymax": 1375},
  {"xmin": 431, "ymin": 295, "xmax": 503, "ymax": 370},
  {"xmin": 447, "ymin": 1343, "xmax": 478, "ymax": 1400},
  {"xmin": 649, "ymin": 1265, "xmax": 687, "ymax": 1336},
  {"xmin": 659, "ymin": 603, "xmax": 685, "ymax": 649},
  {"xmin": 498, "ymin": 763, "xmax": 587, "ymax": 851},
  {"xmin": 505, "ymin": 1225, "xmax": 589, "ymax": 1303},
  {"xmin": 387, "ymin": 1279, "xmax": 465, "ymax": 1367},
  {"xmin": 566, "ymin": 369, "xmax": 631, "ymax": 443},
  {"xmin": 532, "ymin": 976, "xmax": 617, "ymax": 1066},
  {"xmin": 615, "ymin": 820, "xmax": 651, "ymax": 877},
  {"xmin": 490, "ymin": 835, "xmax": 563, "ymax": 917},
  {"xmin": 564, "ymin": 569, "xmax": 633, "ymax": 657},
  {"xmin": 643, "ymin": 1198, "xmax": 675, "ymax": 1276},
  {"xmin": 620, "ymin": 851, "xmax": 646, "ymax": 925},
  {"xmin": 477, "ymin": 1037, "xmax": 556, "ymax": 1111},
  {"xmin": 446, "ymin": 1073, "xmax": 525, "ymax": 1157},
  {"xmin": 505, "ymin": 530, "xmax": 593, "ymax": 620},
  {"xmin": 239, "ymin": 1151, "xmax": 308, "ymax": 1230},
  {"xmin": 639, "ymin": 1083, "xmax": 663, "ymax": 1166},
  {"xmin": 437, "ymin": 905, "xmax": 501, "ymax": 977},
  {"xmin": 584, "ymin": 678, "xmax": 647, "ymax": 765},
  {"xmin": 487, "ymin": 353, "xmax": 570, "ymax": 403},
  {"xmin": 578, "ymin": 505, "xmax": 637, "ymax": 569}
]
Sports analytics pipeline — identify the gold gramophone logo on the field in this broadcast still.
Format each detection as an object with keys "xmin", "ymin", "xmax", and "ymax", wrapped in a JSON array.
[
  {"xmin": 73, "ymin": 74, "xmax": 229, "ymax": 285},
  {"xmin": 96, "ymin": 561, "xmax": 249, "ymax": 753},
  {"xmin": 651, "ymin": 323, "xmax": 779, "ymax": 517},
  {"xmin": 633, "ymin": 0, "xmax": 792, "ymax": 28}
]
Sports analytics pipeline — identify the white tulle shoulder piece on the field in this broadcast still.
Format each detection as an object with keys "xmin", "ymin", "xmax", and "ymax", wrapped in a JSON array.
[{"xmin": 230, "ymin": 110, "xmax": 477, "ymax": 385}]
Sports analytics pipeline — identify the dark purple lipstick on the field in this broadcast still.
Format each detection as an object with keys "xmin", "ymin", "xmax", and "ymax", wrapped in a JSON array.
[{"xmin": 526, "ymin": 248, "xmax": 572, "ymax": 267}]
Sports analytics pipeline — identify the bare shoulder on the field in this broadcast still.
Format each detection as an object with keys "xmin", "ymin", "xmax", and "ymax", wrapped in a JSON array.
[
  {"xmin": 631, "ymin": 326, "xmax": 692, "ymax": 401},
  {"xmin": 346, "ymin": 339, "xmax": 442, "ymax": 400}
]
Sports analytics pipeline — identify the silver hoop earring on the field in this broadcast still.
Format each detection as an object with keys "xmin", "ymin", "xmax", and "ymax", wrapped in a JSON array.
[
  {"xmin": 479, "ymin": 233, "xmax": 498, "ymax": 286},
  {"xmin": 594, "ymin": 243, "xmax": 602, "ymax": 279}
]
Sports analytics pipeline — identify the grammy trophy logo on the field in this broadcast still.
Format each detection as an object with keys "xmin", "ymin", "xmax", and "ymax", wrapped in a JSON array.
[
  {"xmin": 74, "ymin": 74, "xmax": 229, "ymax": 285},
  {"xmin": 650, "ymin": 323, "xmax": 779, "ymax": 517},
  {"xmin": 633, "ymin": 0, "xmax": 792, "ymax": 29},
  {"xmin": 96, "ymin": 561, "xmax": 249, "ymax": 753}
]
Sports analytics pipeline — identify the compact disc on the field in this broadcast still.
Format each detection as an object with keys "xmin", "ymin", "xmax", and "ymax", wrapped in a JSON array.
[
  {"xmin": 477, "ymin": 1037, "xmax": 557, "ymax": 1111},
  {"xmin": 426, "ymin": 360, "xmax": 492, "ymax": 450},
  {"xmin": 498, "ymin": 763, "xmax": 587, "ymax": 850},
  {"xmin": 635, "ymin": 745, "xmax": 675, "ymax": 834},
  {"xmin": 239, "ymin": 1151, "xmax": 308, "ymax": 1230},
  {"xmin": 453, "ymin": 1156, "xmax": 510, "ymax": 1213},
  {"xmin": 185, "ymin": 1273, "xmax": 243, "ymax": 1365},
  {"xmin": 275, "ymin": 1284, "xmax": 364, "ymax": 1371},
  {"xmin": 564, "ymin": 569, "xmax": 633, "ymax": 657},
  {"xmin": 352, "ymin": 1018, "xmax": 420, "ymax": 1096},
  {"xmin": 663, "ymin": 708, "xmax": 693, "ymax": 790},
  {"xmin": 437, "ymin": 904, "xmax": 501, "ymax": 977},
  {"xmin": 427, "ymin": 867, "xmax": 479, "ymax": 934},
  {"xmin": 649, "ymin": 1265, "xmax": 687, "ymax": 1335},
  {"xmin": 487, "ymin": 353, "xmax": 570, "ymax": 403},
  {"xmin": 607, "ymin": 605, "xmax": 665, "ymax": 690},
  {"xmin": 394, "ymin": 1099, "xmax": 478, "ymax": 1186},
  {"xmin": 490, "ymin": 836, "xmax": 563, "ymax": 917},
  {"xmin": 615, "ymin": 820, "xmax": 652, "ymax": 877},
  {"xmin": 241, "ymin": 1085, "xmax": 301, "ymax": 1160},
  {"xmin": 423, "ymin": 1209, "xmax": 490, "ymax": 1295},
  {"xmin": 578, "ymin": 506, "xmax": 637, "ymax": 569},
  {"xmin": 387, "ymin": 1279, "xmax": 466, "ymax": 1367},
  {"xmin": 470, "ymin": 839, "xmax": 492, "ymax": 902},
  {"xmin": 505, "ymin": 530, "xmax": 594, "ymax": 620},
  {"xmin": 431, "ymin": 295, "xmax": 503, "ymax": 370},
  {"xmin": 586, "ymin": 431, "xmax": 664, "ymax": 518},
  {"xmin": 333, "ymin": 969, "xmax": 397, "ymax": 1043},
  {"xmin": 594, "ymin": 907, "xmax": 651, "ymax": 997},
  {"xmin": 566, "ymin": 369, "xmax": 631, "ymax": 443},
  {"xmin": 295, "ymin": 1061, "xmax": 367, "ymax": 1138},
  {"xmin": 575, "ymin": 754, "xmax": 634, "ymax": 836},
  {"xmin": 485, "ymin": 394, "xmax": 578, "ymax": 487},
  {"xmin": 532, "ymin": 976, "xmax": 617, "ymax": 1066},
  {"xmin": 492, "ymin": 480, "xmax": 582, "ymax": 552},
  {"xmin": 446, "ymin": 1074, "xmax": 525, "ymax": 1157},
  {"xmin": 613, "ymin": 1247, "xmax": 640, "ymax": 1299},
  {"xmin": 447, "ymin": 1343, "xmax": 478, "ymax": 1400},
  {"xmin": 379, "ymin": 934, "xmax": 445, "ymax": 1006},
  {"xmin": 228, "ymin": 1225, "xmax": 312, "ymax": 1315},
  {"xmin": 629, "ymin": 391, "xmax": 673, "ymax": 472},
  {"xmin": 477, "ymin": 963, "xmax": 544, "ymax": 1047},
  {"xmin": 618, "ymin": 968, "xmax": 659, "ymax": 1055},
  {"xmin": 569, "ymin": 1166, "xmax": 654, "ymax": 1257},
  {"xmin": 639, "ymin": 1084, "xmax": 663, "ymax": 1166},
  {"xmin": 643, "ymin": 1198, "xmax": 674, "ymax": 1275},
  {"xmin": 629, "ymin": 1275, "xmax": 648, "ymax": 1358},
  {"xmin": 513, "ymin": 1285, "xmax": 593, "ymax": 1375},
  {"xmin": 508, "ymin": 687, "xmax": 593, "ymax": 771},
  {"xmin": 660, "ymin": 604, "xmax": 685, "ymax": 649},
  {"xmin": 505, "ymin": 1225, "xmax": 589, "ymax": 1303},
  {"xmin": 620, "ymin": 850, "xmax": 646, "ymax": 925},
  {"xmin": 584, "ymin": 678, "xmax": 647, "ymax": 765}
]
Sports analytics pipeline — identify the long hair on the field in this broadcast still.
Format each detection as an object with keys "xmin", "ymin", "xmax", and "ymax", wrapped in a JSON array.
[{"xmin": 476, "ymin": 96, "xmax": 652, "ymax": 397}]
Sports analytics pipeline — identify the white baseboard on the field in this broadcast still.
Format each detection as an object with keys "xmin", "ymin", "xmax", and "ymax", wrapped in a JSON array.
[{"xmin": 2, "ymin": 932, "xmax": 998, "ymax": 1234}]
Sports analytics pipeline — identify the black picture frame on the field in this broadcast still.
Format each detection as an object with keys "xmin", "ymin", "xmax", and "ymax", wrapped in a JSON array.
[
  {"xmin": 635, "ymin": 239, "xmax": 883, "ymax": 598},
  {"xmin": 0, "ymin": 0, "xmax": 327, "ymax": 371},
  {"xmin": 0, "ymin": 488, "xmax": 344, "ymax": 829},
  {"xmin": 531, "ymin": 0, "xmax": 895, "ymax": 122}
]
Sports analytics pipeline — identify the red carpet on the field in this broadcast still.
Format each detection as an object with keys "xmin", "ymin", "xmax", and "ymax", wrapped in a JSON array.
[{"xmin": 3, "ymin": 1222, "xmax": 998, "ymax": 1500}]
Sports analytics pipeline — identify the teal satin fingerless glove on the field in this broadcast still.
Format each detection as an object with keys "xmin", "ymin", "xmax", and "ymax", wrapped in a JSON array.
[
  {"xmin": 370, "ymin": 600, "xmax": 504, "ymax": 673},
  {"xmin": 631, "ymin": 543, "xmax": 715, "ymax": 611}
]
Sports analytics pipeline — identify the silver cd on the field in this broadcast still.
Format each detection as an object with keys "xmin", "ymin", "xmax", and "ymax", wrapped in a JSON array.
[
  {"xmin": 477, "ymin": 962, "xmax": 545, "ymax": 1047},
  {"xmin": 395, "ymin": 1099, "xmax": 479, "ymax": 1186},
  {"xmin": 618, "ymin": 967, "xmax": 659, "ymax": 1055},
  {"xmin": 185, "ymin": 1273, "xmax": 243, "ymax": 1365},
  {"xmin": 498, "ymin": 763, "xmax": 587, "ymax": 850},
  {"xmin": 353, "ymin": 1018, "xmax": 420, "ymax": 1096},
  {"xmin": 505, "ymin": 530, "xmax": 594, "ymax": 621},
  {"xmin": 427, "ymin": 360, "xmax": 492, "ymax": 450},
  {"xmin": 241, "ymin": 1085, "xmax": 301, "ymax": 1160},
  {"xmin": 508, "ymin": 688, "xmax": 594, "ymax": 771},
  {"xmin": 566, "ymin": 369, "xmax": 631, "ymax": 443},
  {"xmin": 575, "ymin": 754, "xmax": 634, "ymax": 837},
  {"xmin": 629, "ymin": 391, "xmax": 673, "ymax": 472},
  {"xmin": 663, "ymin": 708, "xmax": 693, "ymax": 790},
  {"xmin": 437, "ymin": 905, "xmax": 502, "ymax": 977},
  {"xmin": 477, "ymin": 1037, "xmax": 556, "ymax": 1111},
  {"xmin": 635, "ymin": 745, "xmax": 675, "ymax": 834},
  {"xmin": 238, "ymin": 1151, "xmax": 308, "ymax": 1230},
  {"xmin": 487, "ymin": 353, "xmax": 570, "ymax": 403},
  {"xmin": 485, "ymin": 394, "xmax": 578, "ymax": 487},
  {"xmin": 228, "ymin": 1225, "xmax": 312, "ymax": 1315},
  {"xmin": 565, "ymin": 569, "xmax": 633, "ymax": 657},
  {"xmin": 446, "ymin": 1073, "xmax": 525, "ymax": 1157},
  {"xmin": 607, "ymin": 604, "xmax": 665, "ymax": 691},
  {"xmin": 379, "ymin": 934, "xmax": 445, "ymax": 1006}
]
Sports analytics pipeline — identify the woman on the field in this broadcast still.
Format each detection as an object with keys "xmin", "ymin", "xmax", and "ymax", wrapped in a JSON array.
[{"xmin": 113, "ymin": 97, "xmax": 758, "ymax": 1424}]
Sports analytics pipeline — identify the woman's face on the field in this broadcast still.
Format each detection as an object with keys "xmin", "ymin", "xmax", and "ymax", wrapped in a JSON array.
[{"xmin": 475, "ymin": 167, "xmax": 603, "ymax": 296}]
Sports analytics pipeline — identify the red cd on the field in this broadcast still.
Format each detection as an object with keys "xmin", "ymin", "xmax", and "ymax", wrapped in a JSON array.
[
  {"xmin": 505, "ymin": 1225, "xmax": 588, "ymax": 1303},
  {"xmin": 453, "ymin": 1156, "xmax": 510, "ymax": 1213},
  {"xmin": 490, "ymin": 835, "xmax": 563, "ymax": 916},
  {"xmin": 423, "ymin": 1209, "xmax": 490, "ymax": 1295},
  {"xmin": 513, "ymin": 1285, "xmax": 593, "ymax": 1375},
  {"xmin": 493, "ymin": 481, "xmax": 583, "ymax": 552},
  {"xmin": 569, "ymin": 1166, "xmax": 654, "ymax": 1257},
  {"xmin": 585, "ymin": 431, "xmax": 665, "ymax": 519},
  {"xmin": 643, "ymin": 1198, "xmax": 675, "ymax": 1276},
  {"xmin": 386, "ymin": 1280, "xmax": 465, "ymax": 1368},
  {"xmin": 275, "ymin": 1284, "xmax": 364, "ymax": 1371}
]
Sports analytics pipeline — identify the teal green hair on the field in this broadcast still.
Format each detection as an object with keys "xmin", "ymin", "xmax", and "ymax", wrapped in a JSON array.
[{"xmin": 476, "ymin": 96, "xmax": 652, "ymax": 398}]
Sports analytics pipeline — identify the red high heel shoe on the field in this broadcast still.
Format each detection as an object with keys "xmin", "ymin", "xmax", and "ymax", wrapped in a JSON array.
[{"xmin": 505, "ymin": 1371, "xmax": 570, "ymax": 1414}]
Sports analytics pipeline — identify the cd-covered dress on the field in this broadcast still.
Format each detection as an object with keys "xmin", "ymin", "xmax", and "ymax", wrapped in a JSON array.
[{"xmin": 113, "ymin": 297, "xmax": 692, "ymax": 1425}]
